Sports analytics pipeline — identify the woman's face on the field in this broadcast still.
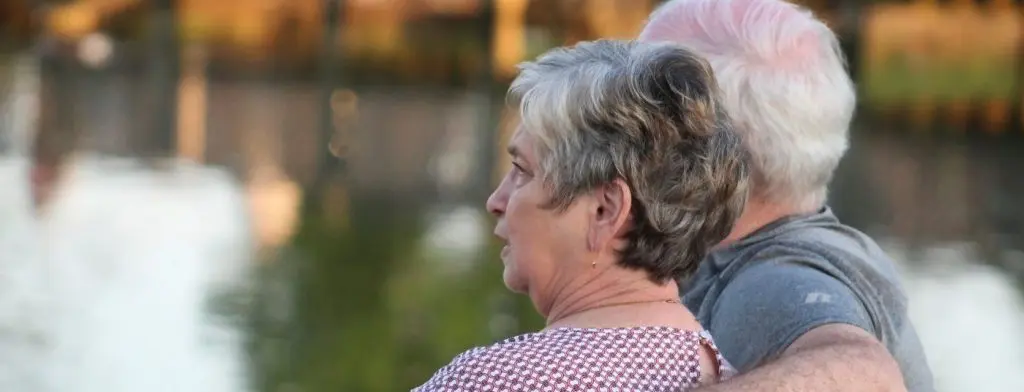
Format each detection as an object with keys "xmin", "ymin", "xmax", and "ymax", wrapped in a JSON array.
[{"xmin": 486, "ymin": 128, "xmax": 591, "ymax": 304}]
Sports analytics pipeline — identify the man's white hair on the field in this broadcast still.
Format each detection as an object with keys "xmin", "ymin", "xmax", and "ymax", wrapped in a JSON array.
[{"xmin": 640, "ymin": 0, "xmax": 855, "ymax": 208}]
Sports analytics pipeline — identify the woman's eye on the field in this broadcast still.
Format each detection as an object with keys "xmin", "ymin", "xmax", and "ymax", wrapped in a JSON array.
[{"xmin": 511, "ymin": 163, "xmax": 529, "ymax": 184}]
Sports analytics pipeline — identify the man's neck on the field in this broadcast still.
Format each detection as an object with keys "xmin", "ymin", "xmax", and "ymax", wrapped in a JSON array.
[{"xmin": 718, "ymin": 198, "xmax": 820, "ymax": 247}]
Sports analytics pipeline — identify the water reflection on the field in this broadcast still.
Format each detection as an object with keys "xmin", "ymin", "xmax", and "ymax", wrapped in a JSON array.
[
  {"xmin": 418, "ymin": 205, "xmax": 489, "ymax": 277},
  {"xmin": 890, "ymin": 242, "xmax": 1024, "ymax": 392},
  {"xmin": 5, "ymin": 49, "xmax": 1024, "ymax": 392},
  {"xmin": 0, "ymin": 157, "xmax": 47, "ymax": 391},
  {"xmin": 0, "ymin": 156, "xmax": 253, "ymax": 392},
  {"xmin": 254, "ymin": 196, "xmax": 540, "ymax": 391},
  {"xmin": 40, "ymin": 157, "xmax": 253, "ymax": 392}
]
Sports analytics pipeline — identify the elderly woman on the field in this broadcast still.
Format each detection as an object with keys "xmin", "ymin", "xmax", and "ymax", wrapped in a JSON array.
[{"xmin": 414, "ymin": 39, "xmax": 748, "ymax": 391}]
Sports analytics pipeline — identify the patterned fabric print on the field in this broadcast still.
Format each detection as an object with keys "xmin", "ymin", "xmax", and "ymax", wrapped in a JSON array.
[{"xmin": 413, "ymin": 326, "xmax": 731, "ymax": 392}]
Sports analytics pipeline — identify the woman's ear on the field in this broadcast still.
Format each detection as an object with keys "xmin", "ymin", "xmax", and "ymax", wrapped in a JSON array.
[{"xmin": 587, "ymin": 179, "xmax": 633, "ymax": 252}]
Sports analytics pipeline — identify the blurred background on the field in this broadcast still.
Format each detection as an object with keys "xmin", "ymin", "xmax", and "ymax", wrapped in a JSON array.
[{"xmin": 1, "ymin": 0, "xmax": 1023, "ymax": 391}]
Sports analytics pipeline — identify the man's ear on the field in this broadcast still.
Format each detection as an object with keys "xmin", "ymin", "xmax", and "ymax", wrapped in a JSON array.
[{"xmin": 587, "ymin": 179, "xmax": 633, "ymax": 252}]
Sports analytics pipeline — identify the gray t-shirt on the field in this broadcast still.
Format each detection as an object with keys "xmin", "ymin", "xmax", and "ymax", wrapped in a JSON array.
[{"xmin": 682, "ymin": 207, "xmax": 934, "ymax": 392}]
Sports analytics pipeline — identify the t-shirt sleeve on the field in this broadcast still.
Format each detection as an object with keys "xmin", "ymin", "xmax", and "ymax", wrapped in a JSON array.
[{"xmin": 707, "ymin": 258, "xmax": 875, "ymax": 373}]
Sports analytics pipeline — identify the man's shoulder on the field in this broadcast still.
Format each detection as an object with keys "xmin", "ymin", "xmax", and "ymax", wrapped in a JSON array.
[
  {"xmin": 719, "ymin": 216, "xmax": 901, "ymax": 285},
  {"xmin": 699, "ymin": 216, "xmax": 914, "ymax": 347},
  {"xmin": 698, "ymin": 216, "xmax": 912, "ymax": 328},
  {"xmin": 695, "ymin": 221, "xmax": 934, "ymax": 389}
]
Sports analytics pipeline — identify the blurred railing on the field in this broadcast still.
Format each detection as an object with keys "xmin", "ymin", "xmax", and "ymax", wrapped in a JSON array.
[{"xmin": 860, "ymin": 0, "xmax": 1024, "ymax": 135}]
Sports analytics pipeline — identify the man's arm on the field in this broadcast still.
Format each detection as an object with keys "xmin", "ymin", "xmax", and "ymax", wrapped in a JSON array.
[
  {"xmin": 693, "ymin": 257, "xmax": 909, "ymax": 392},
  {"xmin": 698, "ymin": 323, "xmax": 906, "ymax": 392}
]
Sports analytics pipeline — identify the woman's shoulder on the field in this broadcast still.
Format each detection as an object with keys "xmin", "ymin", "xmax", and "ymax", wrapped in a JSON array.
[
  {"xmin": 411, "ymin": 331, "xmax": 550, "ymax": 391},
  {"xmin": 413, "ymin": 326, "xmax": 721, "ymax": 391}
]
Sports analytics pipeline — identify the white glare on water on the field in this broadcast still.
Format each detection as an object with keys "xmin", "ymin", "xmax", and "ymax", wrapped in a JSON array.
[{"xmin": 0, "ymin": 156, "xmax": 254, "ymax": 392}]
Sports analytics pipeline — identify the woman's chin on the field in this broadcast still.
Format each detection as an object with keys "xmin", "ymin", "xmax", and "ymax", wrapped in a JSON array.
[{"xmin": 502, "ymin": 268, "xmax": 528, "ymax": 294}]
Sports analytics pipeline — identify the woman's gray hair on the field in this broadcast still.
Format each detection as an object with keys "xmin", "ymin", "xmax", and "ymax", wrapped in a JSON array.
[{"xmin": 508, "ymin": 39, "xmax": 749, "ymax": 282}]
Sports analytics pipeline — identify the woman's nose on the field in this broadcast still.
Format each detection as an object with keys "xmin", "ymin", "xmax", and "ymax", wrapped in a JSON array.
[{"xmin": 486, "ymin": 182, "xmax": 508, "ymax": 217}]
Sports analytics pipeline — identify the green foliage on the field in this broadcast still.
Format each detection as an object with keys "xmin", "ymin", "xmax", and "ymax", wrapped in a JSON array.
[{"xmin": 863, "ymin": 56, "xmax": 1019, "ymax": 103}]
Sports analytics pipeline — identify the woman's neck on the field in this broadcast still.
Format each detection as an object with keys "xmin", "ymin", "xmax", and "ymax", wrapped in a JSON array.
[{"xmin": 540, "ymin": 268, "xmax": 692, "ymax": 330}]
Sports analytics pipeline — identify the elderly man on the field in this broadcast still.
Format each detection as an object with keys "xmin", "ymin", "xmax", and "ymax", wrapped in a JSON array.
[{"xmin": 639, "ymin": 1, "xmax": 934, "ymax": 391}]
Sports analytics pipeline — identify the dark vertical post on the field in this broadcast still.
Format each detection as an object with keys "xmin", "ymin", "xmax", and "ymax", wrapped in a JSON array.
[
  {"xmin": 1014, "ymin": 1, "xmax": 1024, "ymax": 131},
  {"xmin": 309, "ymin": 0, "xmax": 342, "ymax": 204},
  {"xmin": 474, "ymin": 0, "xmax": 498, "ymax": 199},
  {"xmin": 320, "ymin": 0, "xmax": 342, "ymax": 169},
  {"xmin": 32, "ymin": 0, "xmax": 78, "ymax": 170},
  {"xmin": 837, "ymin": 0, "xmax": 861, "ymax": 83},
  {"xmin": 148, "ymin": 0, "xmax": 179, "ymax": 157}
]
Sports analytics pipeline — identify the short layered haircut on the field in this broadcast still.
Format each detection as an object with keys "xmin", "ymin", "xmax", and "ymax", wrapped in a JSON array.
[{"xmin": 508, "ymin": 39, "xmax": 749, "ymax": 282}]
